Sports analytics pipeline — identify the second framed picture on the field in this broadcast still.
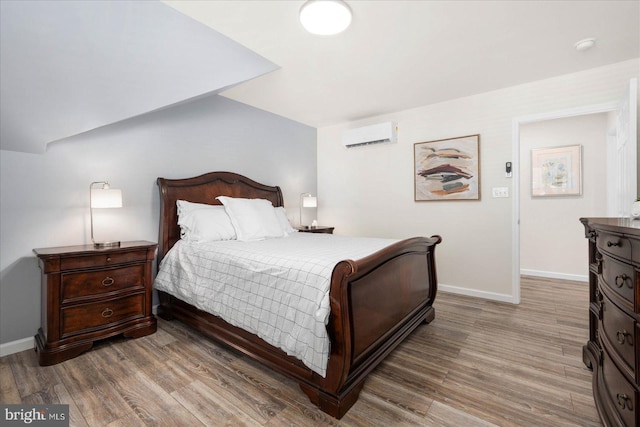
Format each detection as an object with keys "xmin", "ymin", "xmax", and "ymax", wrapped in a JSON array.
[
  {"xmin": 531, "ymin": 145, "xmax": 582, "ymax": 197},
  {"xmin": 414, "ymin": 134, "xmax": 480, "ymax": 201}
]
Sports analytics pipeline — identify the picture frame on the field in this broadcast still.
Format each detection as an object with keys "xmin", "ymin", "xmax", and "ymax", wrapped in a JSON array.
[
  {"xmin": 414, "ymin": 134, "xmax": 480, "ymax": 201},
  {"xmin": 531, "ymin": 144, "xmax": 582, "ymax": 197}
]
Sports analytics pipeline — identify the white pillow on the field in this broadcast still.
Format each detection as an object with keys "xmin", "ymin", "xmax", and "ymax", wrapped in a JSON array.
[
  {"xmin": 176, "ymin": 200, "xmax": 236, "ymax": 242},
  {"xmin": 216, "ymin": 196, "xmax": 286, "ymax": 241},
  {"xmin": 274, "ymin": 207, "xmax": 297, "ymax": 235},
  {"xmin": 177, "ymin": 200, "xmax": 214, "ymax": 216}
]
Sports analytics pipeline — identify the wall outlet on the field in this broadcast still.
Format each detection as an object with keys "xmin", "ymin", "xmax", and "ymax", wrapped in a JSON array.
[{"xmin": 492, "ymin": 187, "xmax": 509, "ymax": 198}]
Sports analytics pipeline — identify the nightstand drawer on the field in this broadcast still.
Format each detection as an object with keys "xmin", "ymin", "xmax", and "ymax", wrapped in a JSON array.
[
  {"xmin": 61, "ymin": 265, "xmax": 145, "ymax": 302},
  {"xmin": 60, "ymin": 249, "xmax": 150, "ymax": 271},
  {"xmin": 61, "ymin": 294, "xmax": 144, "ymax": 337}
]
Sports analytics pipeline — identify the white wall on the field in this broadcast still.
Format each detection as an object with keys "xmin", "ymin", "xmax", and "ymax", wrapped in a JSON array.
[
  {"xmin": 317, "ymin": 59, "xmax": 640, "ymax": 302},
  {"xmin": 519, "ymin": 114, "xmax": 609, "ymax": 280},
  {"xmin": 0, "ymin": 94, "xmax": 316, "ymax": 344}
]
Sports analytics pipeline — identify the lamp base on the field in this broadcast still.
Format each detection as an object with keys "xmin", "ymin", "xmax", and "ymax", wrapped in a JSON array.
[{"xmin": 94, "ymin": 241, "xmax": 121, "ymax": 249}]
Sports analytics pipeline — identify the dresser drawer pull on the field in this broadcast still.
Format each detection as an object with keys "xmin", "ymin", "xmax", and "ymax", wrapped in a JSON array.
[
  {"xmin": 101, "ymin": 308, "xmax": 114, "ymax": 318},
  {"xmin": 616, "ymin": 393, "xmax": 633, "ymax": 411},
  {"xmin": 106, "ymin": 257, "xmax": 112, "ymax": 263},
  {"xmin": 615, "ymin": 274, "xmax": 632, "ymax": 288},
  {"xmin": 616, "ymin": 329, "xmax": 632, "ymax": 345},
  {"xmin": 607, "ymin": 240, "xmax": 621, "ymax": 247},
  {"xmin": 101, "ymin": 277, "xmax": 115, "ymax": 287}
]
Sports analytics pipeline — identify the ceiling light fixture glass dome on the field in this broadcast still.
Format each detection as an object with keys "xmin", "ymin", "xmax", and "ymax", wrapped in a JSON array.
[{"xmin": 299, "ymin": 0, "xmax": 352, "ymax": 36}]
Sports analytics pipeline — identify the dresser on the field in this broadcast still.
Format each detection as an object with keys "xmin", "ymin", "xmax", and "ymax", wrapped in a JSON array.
[
  {"xmin": 33, "ymin": 241, "xmax": 157, "ymax": 366},
  {"xmin": 581, "ymin": 218, "xmax": 640, "ymax": 427}
]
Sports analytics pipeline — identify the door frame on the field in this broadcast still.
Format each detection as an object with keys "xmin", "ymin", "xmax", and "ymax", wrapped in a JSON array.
[{"xmin": 511, "ymin": 101, "xmax": 617, "ymax": 304}]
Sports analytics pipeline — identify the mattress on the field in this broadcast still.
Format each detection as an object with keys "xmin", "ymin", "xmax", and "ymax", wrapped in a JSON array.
[{"xmin": 153, "ymin": 232, "xmax": 397, "ymax": 376}]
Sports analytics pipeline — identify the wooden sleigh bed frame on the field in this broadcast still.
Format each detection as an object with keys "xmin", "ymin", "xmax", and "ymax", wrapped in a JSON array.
[{"xmin": 155, "ymin": 171, "xmax": 441, "ymax": 418}]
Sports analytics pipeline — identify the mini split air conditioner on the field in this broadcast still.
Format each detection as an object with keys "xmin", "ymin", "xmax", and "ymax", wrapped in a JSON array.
[{"xmin": 342, "ymin": 122, "xmax": 398, "ymax": 148}]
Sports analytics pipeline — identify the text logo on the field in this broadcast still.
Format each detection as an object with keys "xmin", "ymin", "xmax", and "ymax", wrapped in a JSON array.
[{"xmin": 1, "ymin": 405, "xmax": 69, "ymax": 426}]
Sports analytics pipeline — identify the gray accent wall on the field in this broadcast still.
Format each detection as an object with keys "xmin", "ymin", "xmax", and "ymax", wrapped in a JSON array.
[{"xmin": 0, "ymin": 94, "xmax": 316, "ymax": 344}]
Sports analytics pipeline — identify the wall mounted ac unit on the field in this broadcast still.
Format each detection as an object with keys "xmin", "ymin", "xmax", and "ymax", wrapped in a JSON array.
[{"xmin": 342, "ymin": 122, "xmax": 398, "ymax": 148}]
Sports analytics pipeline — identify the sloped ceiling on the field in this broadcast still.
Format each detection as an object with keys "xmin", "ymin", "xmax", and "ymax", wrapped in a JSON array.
[{"xmin": 0, "ymin": 0, "xmax": 278, "ymax": 154}]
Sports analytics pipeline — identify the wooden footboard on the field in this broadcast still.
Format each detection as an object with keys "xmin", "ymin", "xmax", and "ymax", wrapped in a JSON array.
[{"xmin": 302, "ymin": 235, "xmax": 441, "ymax": 418}]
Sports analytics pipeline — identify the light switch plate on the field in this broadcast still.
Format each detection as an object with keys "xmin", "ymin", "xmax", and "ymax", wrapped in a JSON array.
[{"xmin": 492, "ymin": 187, "xmax": 509, "ymax": 198}]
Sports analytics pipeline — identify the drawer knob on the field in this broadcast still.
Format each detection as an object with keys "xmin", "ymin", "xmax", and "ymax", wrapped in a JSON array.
[
  {"xmin": 101, "ymin": 308, "xmax": 114, "ymax": 318},
  {"xmin": 615, "ymin": 274, "xmax": 632, "ymax": 289},
  {"xmin": 101, "ymin": 277, "xmax": 115, "ymax": 287},
  {"xmin": 106, "ymin": 257, "xmax": 112, "ymax": 263},
  {"xmin": 607, "ymin": 240, "xmax": 621, "ymax": 247},
  {"xmin": 616, "ymin": 393, "xmax": 633, "ymax": 411},
  {"xmin": 616, "ymin": 329, "xmax": 632, "ymax": 345}
]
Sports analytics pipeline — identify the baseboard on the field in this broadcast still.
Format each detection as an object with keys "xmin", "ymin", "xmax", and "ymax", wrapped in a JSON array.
[
  {"xmin": 520, "ymin": 269, "xmax": 588, "ymax": 282},
  {"xmin": 0, "ymin": 336, "xmax": 34, "ymax": 357},
  {"xmin": 438, "ymin": 283, "xmax": 517, "ymax": 304}
]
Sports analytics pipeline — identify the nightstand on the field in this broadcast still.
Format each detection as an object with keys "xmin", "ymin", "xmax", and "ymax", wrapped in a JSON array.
[
  {"xmin": 296, "ymin": 226, "xmax": 334, "ymax": 234},
  {"xmin": 33, "ymin": 241, "xmax": 157, "ymax": 366}
]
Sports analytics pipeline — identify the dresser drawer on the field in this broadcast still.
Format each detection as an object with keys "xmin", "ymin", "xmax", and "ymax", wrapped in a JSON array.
[
  {"xmin": 61, "ymin": 294, "xmax": 144, "ymax": 337},
  {"xmin": 61, "ymin": 265, "xmax": 144, "ymax": 302},
  {"xmin": 601, "ymin": 254, "xmax": 635, "ymax": 308},
  {"xmin": 60, "ymin": 249, "xmax": 150, "ymax": 271},
  {"xmin": 602, "ymin": 350, "xmax": 638, "ymax": 427},
  {"xmin": 632, "ymin": 239, "xmax": 640, "ymax": 264},
  {"xmin": 597, "ymin": 231, "xmax": 632, "ymax": 261},
  {"xmin": 601, "ymin": 293, "xmax": 636, "ymax": 378}
]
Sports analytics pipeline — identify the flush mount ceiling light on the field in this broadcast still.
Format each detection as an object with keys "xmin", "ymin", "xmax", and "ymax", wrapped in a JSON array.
[
  {"xmin": 574, "ymin": 38, "xmax": 596, "ymax": 52},
  {"xmin": 299, "ymin": 0, "xmax": 352, "ymax": 35}
]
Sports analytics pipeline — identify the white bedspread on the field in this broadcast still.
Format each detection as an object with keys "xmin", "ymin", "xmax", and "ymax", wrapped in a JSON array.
[{"xmin": 153, "ymin": 233, "xmax": 397, "ymax": 377}]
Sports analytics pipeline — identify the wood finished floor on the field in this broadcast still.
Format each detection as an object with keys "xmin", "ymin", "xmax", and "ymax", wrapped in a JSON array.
[{"xmin": 0, "ymin": 276, "xmax": 600, "ymax": 426}]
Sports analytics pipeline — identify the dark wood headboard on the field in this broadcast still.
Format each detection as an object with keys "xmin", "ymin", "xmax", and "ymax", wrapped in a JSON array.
[{"xmin": 156, "ymin": 171, "xmax": 284, "ymax": 264}]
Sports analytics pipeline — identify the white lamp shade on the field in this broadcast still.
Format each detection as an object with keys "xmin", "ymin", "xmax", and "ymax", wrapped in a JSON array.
[
  {"xmin": 302, "ymin": 195, "xmax": 317, "ymax": 208},
  {"xmin": 91, "ymin": 188, "xmax": 122, "ymax": 208},
  {"xmin": 299, "ymin": 0, "xmax": 352, "ymax": 35}
]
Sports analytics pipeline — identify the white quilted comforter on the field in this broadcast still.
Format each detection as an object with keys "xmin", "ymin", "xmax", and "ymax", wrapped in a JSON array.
[{"xmin": 153, "ymin": 232, "xmax": 397, "ymax": 377}]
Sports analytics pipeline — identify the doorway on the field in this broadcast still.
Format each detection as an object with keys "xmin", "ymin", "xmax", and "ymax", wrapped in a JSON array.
[
  {"xmin": 511, "ymin": 101, "xmax": 618, "ymax": 304},
  {"xmin": 519, "ymin": 113, "xmax": 610, "ymax": 282},
  {"xmin": 511, "ymin": 79, "xmax": 637, "ymax": 303}
]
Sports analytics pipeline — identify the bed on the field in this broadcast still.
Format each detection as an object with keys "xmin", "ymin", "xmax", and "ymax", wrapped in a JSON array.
[{"xmin": 155, "ymin": 171, "xmax": 441, "ymax": 418}]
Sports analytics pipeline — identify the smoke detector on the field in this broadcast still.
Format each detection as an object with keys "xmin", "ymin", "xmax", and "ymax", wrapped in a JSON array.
[{"xmin": 574, "ymin": 38, "xmax": 596, "ymax": 52}]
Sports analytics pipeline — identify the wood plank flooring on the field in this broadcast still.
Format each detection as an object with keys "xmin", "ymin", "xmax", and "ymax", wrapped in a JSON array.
[{"xmin": 0, "ymin": 276, "xmax": 600, "ymax": 426}]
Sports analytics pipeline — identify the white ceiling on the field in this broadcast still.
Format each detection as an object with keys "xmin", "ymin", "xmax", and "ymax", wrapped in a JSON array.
[
  {"xmin": 166, "ymin": 0, "xmax": 640, "ymax": 127},
  {"xmin": 1, "ymin": 1, "xmax": 638, "ymax": 154}
]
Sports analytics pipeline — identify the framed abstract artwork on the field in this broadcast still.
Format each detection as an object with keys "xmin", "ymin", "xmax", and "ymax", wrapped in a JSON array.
[
  {"xmin": 414, "ymin": 134, "xmax": 480, "ymax": 201},
  {"xmin": 531, "ymin": 144, "xmax": 582, "ymax": 197}
]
